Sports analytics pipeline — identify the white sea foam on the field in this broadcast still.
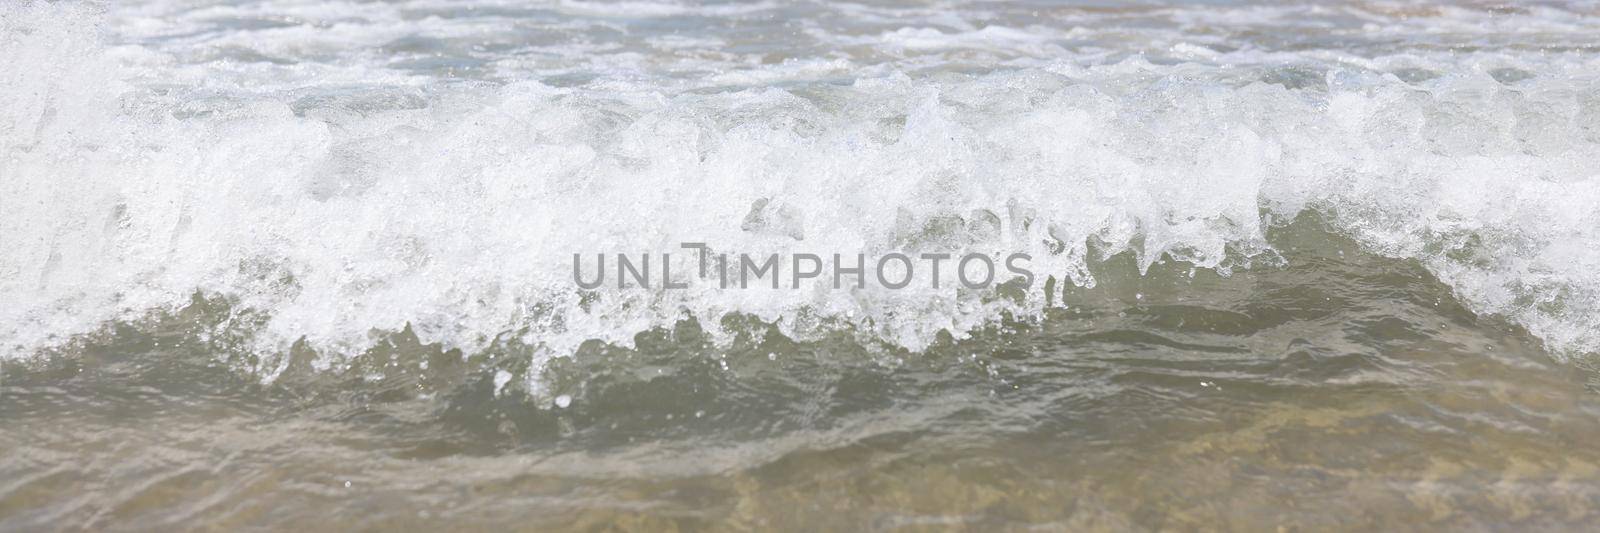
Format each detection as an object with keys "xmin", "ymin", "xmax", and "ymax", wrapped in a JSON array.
[{"xmin": 4, "ymin": 1, "xmax": 1600, "ymax": 373}]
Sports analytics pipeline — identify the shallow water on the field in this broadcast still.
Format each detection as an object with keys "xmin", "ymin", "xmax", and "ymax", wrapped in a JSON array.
[
  {"xmin": 5, "ymin": 0, "xmax": 1600, "ymax": 529},
  {"xmin": 5, "ymin": 218, "xmax": 1599, "ymax": 530}
]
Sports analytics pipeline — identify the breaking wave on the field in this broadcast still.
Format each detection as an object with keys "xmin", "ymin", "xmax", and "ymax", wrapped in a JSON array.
[{"xmin": 4, "ymin": 0, "xmax": 1600, "ymax": 378}]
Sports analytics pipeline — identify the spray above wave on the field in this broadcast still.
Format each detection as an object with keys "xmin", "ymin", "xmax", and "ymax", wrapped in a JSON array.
[{"xmin": 3, "ymin": 1, "xmax": 1600, "ymax": 374}]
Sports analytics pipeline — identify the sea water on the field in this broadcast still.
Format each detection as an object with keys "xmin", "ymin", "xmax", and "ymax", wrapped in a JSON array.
[{"xmin": 3, "ymin": 0, "xmax": 1600, "ymax": 529}]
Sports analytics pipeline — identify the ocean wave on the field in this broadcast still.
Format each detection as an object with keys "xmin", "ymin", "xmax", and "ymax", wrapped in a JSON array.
[{"xmin": 4, "ymin": 1, "xmax": 1600, "ymax": 377}]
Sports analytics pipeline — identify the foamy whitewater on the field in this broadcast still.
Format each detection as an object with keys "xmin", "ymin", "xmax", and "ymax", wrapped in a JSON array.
[{"xmin": 5, "ymin": 0, "xmax": 1600, "ymax": 380}]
